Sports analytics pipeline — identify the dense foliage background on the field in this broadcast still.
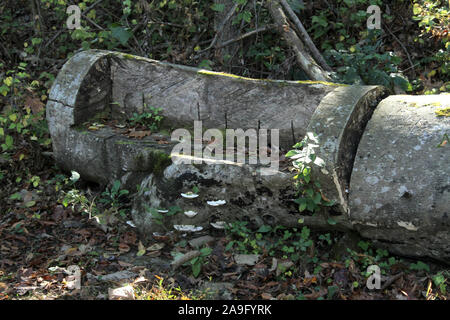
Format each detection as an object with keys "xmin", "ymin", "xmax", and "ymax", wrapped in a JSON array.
[
  {"xmin": 1, "ymin": 0, "xmax": 448, "ymax": 169},
  {"xmin": 1, "ymin": 1, "xmax": 449, "ymax": 93}
]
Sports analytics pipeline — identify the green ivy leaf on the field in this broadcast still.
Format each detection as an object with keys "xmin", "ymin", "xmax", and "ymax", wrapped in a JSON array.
[
  {"xmin": 112, "ymin": 180, "xmax": 121, "ymax": 194},
  {"xmin": 5, "ymin": 135, "xmax": 13, "ymax": 148},
  {"xmin": 200, "ymin": 247, "xmax": 212, "ymax": 256},
  {"xmin": 287, "ymin": 0, "xmax": 305, "ymax": 13},
  {"xmin": 111, "ymin": 27, "xmax": 132, "ymax": 46},
  {"xmin": 168, "ymin": 206, "xmax": 181, "ymax": 216},
  {"xmin": 257, "ymin": 225, "xmax": 272, "ymax": 233},
  {"xmin": 327, "ymin": 218, "xmax": 337, "ymax": 225},
  {"xmin": 312, "ymin": 15, "xmax": 328, "ymax": 28},
  {"xmin": 9, "ymin": 192, "xmax": 22, "ymax": 200},
  {"xmin": 211, "ymin": 3, "xmax": 225, "ymax": 12},
  {"xmin": 25, "ymin": 200, "xmax": 36, "ymax": 208},
  {"xmin": 299, "ymin": 201, "xmax": 307, "ymax": 212},
  {"xmin": 410, "ymin": 261, "xmax": 430, "ymax": 272},
  {"xmin": 3, "ymin": 77, "xmax": 13, "ymax": 87},
  {"xmin": 0, "ymin": 85, "xmax": 9, "ymax": 96},
  {"xmin": 242, "ymin": 11, "xmax": 252, "ymax": 23},
  {"xmin": 192, "ymin": 260, "xmax": 202, "ymax": 277},
  {"xmin": 285, "ymin": 150, "xmax": 299, "ymax": 158},
  {"xmin": 313, "ymin": 192, "xmax": 322, "ymax": 204}
]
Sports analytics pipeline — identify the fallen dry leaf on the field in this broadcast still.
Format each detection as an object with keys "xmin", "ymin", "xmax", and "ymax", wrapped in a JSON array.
[
  {"xmin": 120, "ymin": 231, "xmax": 137, "ymax": 245},
  {"xmin": 24, "ymin": 96, "xmax": 44, "ymax": 115},
  {"xmin": 118, "ymin": 243, "xmax": 131, "ymax": 253},
  {"xmin": 261, "ymin": 292, "xmax": 273, "ymax": 300},
  {"xmin": 118, "ymin": 261, "xmax": 133, "ymax": 268},
  {"xmin": 136, "ymin": 241, "xmax": 146, "ymax": 256},
  {"xmin": 147, "ymin": 243, "xmax": 165, "ymax": 251},
  {"xmin": 128, "ymin": 130, "xmax": 151, "ymax": 139}
]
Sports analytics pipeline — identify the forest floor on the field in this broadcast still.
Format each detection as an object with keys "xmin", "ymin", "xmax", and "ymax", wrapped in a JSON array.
[{"xmin": 0, "ymin": 145, "xmax": 449, "ymax": 301}]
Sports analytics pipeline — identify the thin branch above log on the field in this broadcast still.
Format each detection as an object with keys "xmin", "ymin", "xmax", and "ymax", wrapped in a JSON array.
[
  {"xmin": 280, "ymin": 0, "xmax": 332, "ymax": 72},
  {"xmin": 214, "ymin": 25, "xmax": 275, "ymax": 50}
]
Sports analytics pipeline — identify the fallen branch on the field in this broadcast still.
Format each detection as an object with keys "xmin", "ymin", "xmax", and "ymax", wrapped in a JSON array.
[
  {"xmin": 171, "ymin": 250, "xmax": 201, "ymax": 270},
  {"xmin": 381, "ymin": 272, "xmax": 404, "ymax": 291},
  {"xmin": 267, "ymin": 0, "xmax": 331, "ymax": 81},
  {"xmin": 280, "ymin": 0, "xmax": 332, "ymax": 71}
]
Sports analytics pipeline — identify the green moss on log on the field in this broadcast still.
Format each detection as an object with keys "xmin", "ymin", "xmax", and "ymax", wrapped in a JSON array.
[{"xmin": 435, "ymin": 107, "xmax": 450, "ymax": 117}]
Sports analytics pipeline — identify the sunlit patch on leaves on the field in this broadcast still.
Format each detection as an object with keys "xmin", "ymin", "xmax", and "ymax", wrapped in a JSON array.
[{"xmin": 287, "ymin": 132, "xmax": 335, "ymax": 213}]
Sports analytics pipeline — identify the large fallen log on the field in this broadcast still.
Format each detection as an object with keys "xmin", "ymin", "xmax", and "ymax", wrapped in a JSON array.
[
  {"xmin": 47, "ymin": 50, "xmax": 449, "ymax": 262},
  {"xmin": 349, "ymin": 95, "xmax": 450, "ymax": 261}
]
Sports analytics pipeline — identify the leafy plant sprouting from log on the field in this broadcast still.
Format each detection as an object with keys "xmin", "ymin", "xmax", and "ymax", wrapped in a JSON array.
[
  {"xmin": 286, "ymin": 132, "xmax": 334, "ymax": 213},
  {"xmin": 128, "ymin": 105, "xmax": 164, "ymax": 131},
  {"xmin": 146, "ymin": 205, "xmax": 182, "ymax": 230},
  {"xmin": 100, "ymin": 180, "xmax": 129, "ymax": 210}
]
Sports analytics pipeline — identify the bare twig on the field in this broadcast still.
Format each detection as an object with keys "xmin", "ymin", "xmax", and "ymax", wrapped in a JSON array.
[
  {"xmin": 382, "ymin": 22, "xmax": 416, "ymax": 77},
  {"xmin": 132, "ymin": 34, "xmax": 145, "ymax": 56},
  {"xmin": 84, "ymin": 0, "xmax": 104, "ymax": 13},
  {"xmin": 43, "ymin": 30, "xmax": 64, "ymax": 51},
  {"xmin": 214, "ymin": 25, "xmax": 274, "ymax": 50},
  {"xmin": 180, "ymin": 30, "xmax": 206, "ymax": 62},
  {"xmin": 171, "ymin": 251, "xmax": 201, "ymax": 270},
  {"xmin": 381, "ymin": 272, "xmax": 404, "ymax": 291},
  {"xmin": 401, "ymin": 62, "xmax": 421, "ymax": 73},
  {"xmin": 23, "ymin": 55, "xmax": 64, "ymax": 64}
]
